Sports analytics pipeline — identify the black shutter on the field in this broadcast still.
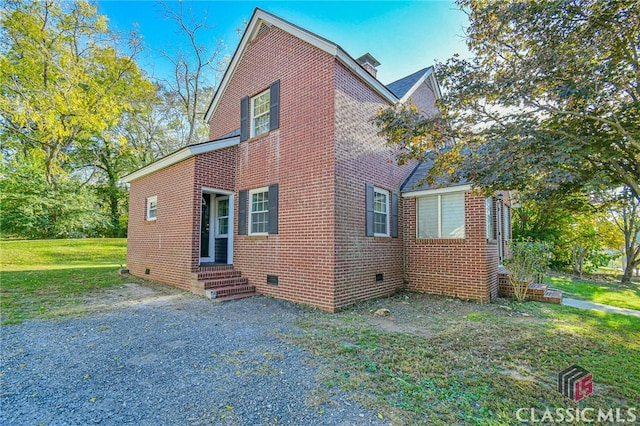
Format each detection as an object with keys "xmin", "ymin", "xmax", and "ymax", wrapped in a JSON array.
[
  {"xmin": 268, "ymin": 183, "xmax": 279, "ymax": 234},
  {"xmin": 238, "ymin": 190, "xmax": 247, "ymax": 235},
  {"xmin": 391, "ymin": 192, "xmax": 399, "ymax": 238},
  {"xmin": 240, "ymin": 96, "xmax": 249, "ymax": 142},
  {"xmin": 269, "ymin": 80, "xmax": 280, "ymax": 131},
  {"xmin": 365, "ymin": 184, "xmax": 374, "ymax": 237}
]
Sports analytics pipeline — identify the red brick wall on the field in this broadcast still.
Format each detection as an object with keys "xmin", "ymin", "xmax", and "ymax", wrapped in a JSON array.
[
  {"xmin": 209, "ymin": 25, "xmax": 338, "ymax": 311},
  {"xmin": 127, "ymin": 147, "xmax": 238, "ymax": 289},
  {"xmin": 127, "ymin": 158, "xmax": 197, "ymax": 290},
  {"xmin": 190, "ymin": 147, "xmax": 238, "ymax": 271},
  {"xmin": 403, "ymin": 193, "xmax": 496, "ymax": 302},
  {"xmin": 408, "ymin": 78, "xmax": 439, "ymax": 117},
  {"xmin": 333, "ymin": 62, "xmax": 415, "ymax": 309}
]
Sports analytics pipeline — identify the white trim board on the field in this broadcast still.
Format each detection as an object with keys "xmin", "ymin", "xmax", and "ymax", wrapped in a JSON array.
[{"xmin": 402, "ymin": 184, "xmax": 472, "ymax": 198}]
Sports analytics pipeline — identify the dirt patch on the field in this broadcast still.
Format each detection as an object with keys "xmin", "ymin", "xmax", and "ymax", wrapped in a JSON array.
[
  {"xmin": 367, "ymin": 316, "xmax": 434, "ymax": 338},
  {"xmin": 81, "ymin": 282, "xmax": 191, "ymax": 311}
]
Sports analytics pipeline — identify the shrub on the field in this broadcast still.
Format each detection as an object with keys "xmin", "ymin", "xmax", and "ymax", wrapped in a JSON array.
[{"xmin": 504, "ymin": 239, "xmax": 551, "ymax": 301}]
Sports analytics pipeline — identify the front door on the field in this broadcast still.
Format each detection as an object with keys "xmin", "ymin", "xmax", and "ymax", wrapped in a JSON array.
[
  {"xmin": 214, "ymin": 196, "xmax": 229, "ymax": 263},
  {"xmin": 200, "ymin": 193, "xmax": 211, "ymax": 258}
]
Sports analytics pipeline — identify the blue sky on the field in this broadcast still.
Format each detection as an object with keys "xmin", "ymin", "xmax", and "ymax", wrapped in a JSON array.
[{"xmin": 98, "ymin": 0, "xmax": 470, "ymax": 85}]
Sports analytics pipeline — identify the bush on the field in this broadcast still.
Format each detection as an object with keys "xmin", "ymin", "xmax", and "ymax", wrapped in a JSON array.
[{"xmin": 504, "ymin": 239, "xmax": 551, "ymax": 301}]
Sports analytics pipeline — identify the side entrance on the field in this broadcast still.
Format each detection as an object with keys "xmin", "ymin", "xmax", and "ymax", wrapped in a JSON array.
[{"xmin": 200, "ymin": 188, "xmax": 234, "ymax": 265}]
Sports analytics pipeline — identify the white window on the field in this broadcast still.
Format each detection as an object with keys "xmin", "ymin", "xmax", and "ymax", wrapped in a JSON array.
[
  {"xmin": 249, "ymin": 187, "xmax": 269, "ymax": 235},
  {"xmin": 216, "ymin": 196, "xmax": 229, "ymax": 237},
  {"xmin": 373, "ymin": 187, "xmax": 389, "ymax": 237},
  {"xmin": 146, "ymin": 196, "xmax": 157, "ymax": 221},
  {"xmin": 417, "ymin": 192, "xmax": 465, "ymax": 239},
  {"xmin": 486, "ymin": 197, "xmax": 495, "ymax": 240},
  {"xmin": 503, "ymin": 205, "xmax": 511, "ymax": 240},
  {"xmin": 251, "ymin": 89, "xmax": 270, "ymax": 137}
]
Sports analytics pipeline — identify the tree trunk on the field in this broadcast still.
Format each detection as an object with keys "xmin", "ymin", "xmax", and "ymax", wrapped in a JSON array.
[{"xmin": 572, "ymin": 245, "xmax": 585, "ymax": 278}]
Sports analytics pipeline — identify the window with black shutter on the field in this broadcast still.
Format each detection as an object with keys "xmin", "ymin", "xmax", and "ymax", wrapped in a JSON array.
[{"xmin": 240, "ymin": 80, "xmax": 280, "ymax": 141}]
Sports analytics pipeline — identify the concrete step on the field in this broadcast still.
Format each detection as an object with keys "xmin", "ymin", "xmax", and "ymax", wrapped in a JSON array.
[
  {"xmin": 212, "ymin": 292, "xmax": 257, "ymax": 303},
  {"xmin": 205, "ymin": 284, "xmax": 256, "ymax": 299},
  {"xmin": 202, "ymin": 277, "xmax": 249, "ymax": 290}
]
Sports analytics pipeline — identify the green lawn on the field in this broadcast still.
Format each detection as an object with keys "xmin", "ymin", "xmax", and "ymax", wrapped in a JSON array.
[
  {"xmin": 0, "ymin": 238, "xmax": 133, "ymax": 325},
  {"xmin": 286, "ymin": 294, "xmax": 640, "ymax": 425},
  {"xmin": 545, "ymin": 273, "xmax": 640, "ymax": 311},
  {"xmin": 1, "ymin": 239, "xmax": 638, "ymax": 424}
]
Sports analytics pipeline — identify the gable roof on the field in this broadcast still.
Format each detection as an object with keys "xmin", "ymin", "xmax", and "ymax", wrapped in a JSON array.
[
  {"xmin": 386, "ymin": 66, "xmax": 441, "ymax": 103},
  {"xmin": 400, "ymin": 156, "xmax": 470, "ymax": 196},
  {"xmin": 121, "ymin": 131, "xmax": 240, "ymax": 183},
  {"xmin": 204, "ymin": 8, "xmax": 399, "ymax": 123}
]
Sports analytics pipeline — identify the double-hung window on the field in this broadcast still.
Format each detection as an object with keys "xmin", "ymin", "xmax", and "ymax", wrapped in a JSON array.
[
  {"xmin": 417, "ymin": 192, "xmax": 465, "ymax": 238},
  {"xmin": 503, "ymin": 205, "xmax": 511, "ymax": 240},
  {"xmin": 249, "ymin": 187, "xmax": 269, "ymax": 235},
  {"xmin": 485, "ymin": 197, "xmax": 495, "ymax": 240},
  {"xmin": 240, "ymin": 80, "xmax": 280, "ymax": 142},
  {"xmin": 238, "ymin": 184, "xmax": 278, "ymax": 236},
  {"xmin": 373, "ymin": 187, "xmax": 389, "ymax": 237},
  {"xmin": 251, "ymin": 90, "xmax": 270, "ymax": 137},
  {"xmin": 146, "ymin": 196, "xmax": 157, "ymax": 221}
]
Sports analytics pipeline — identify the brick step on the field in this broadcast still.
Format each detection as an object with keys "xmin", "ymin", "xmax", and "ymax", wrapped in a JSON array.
[
  {"xmin": 527, "ymin": 282, "xmax": 548, "ymax": 296},
  {"xmin": 541, "ymin": 289, "xmax": 563, "ymax": 304},
  {"xmin": 198, "ymin": 264, "xmax": 234, "ymax": 272},
  {"xmin": 196, "ymin": 269, "xmax": 242, "ymax": 281},
  {"xmin": 205, "ymin": 284, "xmax": 256, "ymax": 299},
  {"xmin": 202, "ymin": 277, "xmax": 249, "ymax": 290}
]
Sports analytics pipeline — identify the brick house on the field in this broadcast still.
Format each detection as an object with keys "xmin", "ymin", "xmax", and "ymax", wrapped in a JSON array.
[{"xmin": 122, "ymin": 8, "xmax": 515, "ymax": 312}]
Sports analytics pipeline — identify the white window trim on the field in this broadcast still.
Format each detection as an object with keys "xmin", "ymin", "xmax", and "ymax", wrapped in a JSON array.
[
  {"xmin": 486, "ymin": 197, "xmax": 495, "ymax": 241},
  {"xmin": 373, "ymin": 187, "xmax": 390, "ymax": 237},
  {"xmin": 146, "ymin": 196, "xmax": 157, "ymax": 221},
  {"xmin": 248, "ymin": 186, "xmax": 269, "ymax": 236},
  {"xmin": 250, "ymin": 89, "xmax": 270, "ymax": 138},
  {"xmin": 416, "ymin": 192, "xmax": 466, "ymax": 239},
  {"xmin": 215, "ymin": 196, "xmax": 230, "ymax": 238}
]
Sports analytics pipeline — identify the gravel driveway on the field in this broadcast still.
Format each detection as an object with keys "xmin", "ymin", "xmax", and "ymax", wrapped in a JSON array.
[{"xmin": 1, "ymin": 284, "xmax": 386, "ymax": 425}]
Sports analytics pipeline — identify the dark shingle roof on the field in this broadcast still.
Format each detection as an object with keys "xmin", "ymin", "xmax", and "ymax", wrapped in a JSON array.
[
  {"xmin": 386, "ymin": 67, "xmax": 433, "ymax": 98},
  {"xmin": 188, "ymin": 128, "xmax": 241, "ymax": 148},
  {"xmin": 400, "ymin": 157, "xmax": 470, "ymax": 193}
]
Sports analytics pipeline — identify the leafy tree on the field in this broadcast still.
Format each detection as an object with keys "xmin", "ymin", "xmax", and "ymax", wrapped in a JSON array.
[
  {"xmin": 0, "ymin": 0, "xmax": 151, "ymax": 185},
  {"xmin": 375, "ymin": 0, "xmax": 640, "ymax": 199},
  {"xmin": 1, "ymin": 0, "xmax": 157, "ymax": 238},
  {"xmin": 513, "ymin": 193, "xmax": 622, "ymax": 275},
  {"xmin": 0, "ymin": 152, "xmax": 106, "ymax": 238},
  {"xmin": 610, "ymin": 187, "xmax": 640, "ymax": 283}
]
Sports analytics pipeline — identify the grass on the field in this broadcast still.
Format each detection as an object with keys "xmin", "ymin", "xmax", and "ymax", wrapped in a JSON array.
[
  {"xmin": 2, "ymin": 239, "xmax": 638, "ymax": 423},
  {"xmin": 545, "ymin": 273, "xmax": 640, "ymax": 311},
  {"xmin": 284, "ymin": 294, "xmax": 640, "ymax": 425},
  {"xmin": 0, "ymin": 238, "xmax": 136, "ymax": 325}
]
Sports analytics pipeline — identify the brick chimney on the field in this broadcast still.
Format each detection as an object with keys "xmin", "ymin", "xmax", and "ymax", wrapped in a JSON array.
[{"xmin": 356, "ymin": 53, "xmax": 381, "ymax": 78}]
